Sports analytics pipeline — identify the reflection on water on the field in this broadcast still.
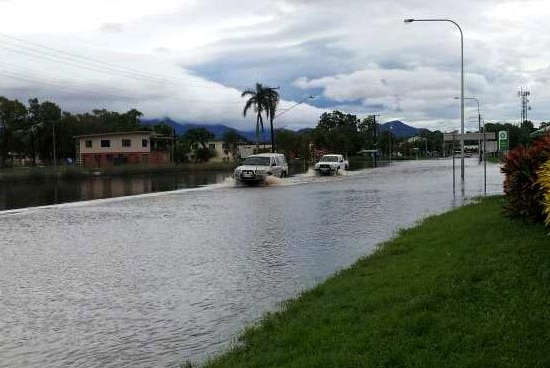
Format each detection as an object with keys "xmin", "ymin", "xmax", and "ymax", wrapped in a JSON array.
[
  {"xmin": 0, "ymin": 171, "xmax": 230, "ymax": 210},
  {"xmin": 0, "ymin": 159, "xmax": 503, "ymax": 368}
]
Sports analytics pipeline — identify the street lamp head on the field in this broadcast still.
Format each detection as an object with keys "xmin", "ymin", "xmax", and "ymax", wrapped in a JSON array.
[
  {"xmin": 453, "ymin": 96, "xmax": 460, "ymax": 100},
  {"xmin": 403, "ymin": 18, "xmax": 415, "ymax": 23}
]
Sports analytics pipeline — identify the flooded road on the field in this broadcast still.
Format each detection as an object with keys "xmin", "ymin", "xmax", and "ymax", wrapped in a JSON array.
[
  {"xmin": 0, "ymin": 159, "xmax": 503, "ymax": 367},
  {"xmin": 0, "ymin": 171, "xmax": 230, "ymax": 211}
]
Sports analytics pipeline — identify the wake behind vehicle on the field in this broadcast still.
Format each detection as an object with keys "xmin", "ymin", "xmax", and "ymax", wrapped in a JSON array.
[
  {"xmin": 234, "ymin": 153, "xmax": 288, "ymax": 184},
  {"xmin": 314, "ymin": 154, "xmax": 349, "ymax": 176}
]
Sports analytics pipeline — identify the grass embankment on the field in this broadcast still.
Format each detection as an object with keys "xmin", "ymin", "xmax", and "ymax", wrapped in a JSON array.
[{"xmin": 203, "ymin": 197, "xmax": 550, "ymax": 368}]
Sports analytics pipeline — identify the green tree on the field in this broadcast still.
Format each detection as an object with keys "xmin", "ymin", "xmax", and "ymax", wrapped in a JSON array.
[
  {"xmin": 485, "ymin": 122, "xmax": 534, "ymax": 150},
  {"xmin": 274, "ymin": 129, "xmax": 298, "ymax": 158},
  {"xmin": 222, "ymin": 130, "xmax": 244, "ymax": 161},
  {"xmin": 0, "ymin": 97, "xmax": 27, "ymax": 167},
  {"xmin": 313, "ymin": 111, "xmax": 362, "ymax": 155},
  {"xmin": 359, "ymin": 116, "xmax": 376, "ymax": 150},
  {"xmin": 183, "ymin": 128, "xmax": 214, "ymax": 149},
  {"xmin": 34, "ymin": 101, "xmax": 62, "ymax": 164},
  {"xmin": 173, "ymin": 138, "xmax": 191, "ymax": 164},
  {"xmin": 266, "ymin": 87, "xmax": 279, "ymax": 152},
  {"xmin": 183, "ymin": 128, "xmax": 215, "ymax": 162},
  {"xmin": 242, "ymin": 83, "xmax": 279, "ymax": 152}
]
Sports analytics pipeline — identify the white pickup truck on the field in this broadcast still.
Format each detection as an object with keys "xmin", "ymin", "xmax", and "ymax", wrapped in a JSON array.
[{"xmin": 314, "ymin": 154, "xmax": 349, "ymax": 175}]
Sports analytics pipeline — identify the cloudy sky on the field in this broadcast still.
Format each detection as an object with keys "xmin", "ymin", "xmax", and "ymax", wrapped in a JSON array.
[{"xmin": 0, "ymin": 0, "xmax": 548, "ymax": 132}]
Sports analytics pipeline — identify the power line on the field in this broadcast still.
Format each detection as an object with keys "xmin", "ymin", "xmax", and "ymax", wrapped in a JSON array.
[
  {"xmin": 0, "ymin": 33, "xmax": 300, "ymax": 111},
  {"xmin": 0, "ymin": 56, "xmax": 247, "ymax": 106},
  {"xmin": 0, "ymin": 32, "xmax": 248, "ymax": 90}
]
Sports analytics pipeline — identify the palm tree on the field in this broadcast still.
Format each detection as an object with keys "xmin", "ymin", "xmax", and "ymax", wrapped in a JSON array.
[
  {"xmin": 266, "ymin": 87, "xmax": 280, "ymax": 152},
  {"xmin": 242, "ymin": 83, "xmax": 279, "ymax": 153}
]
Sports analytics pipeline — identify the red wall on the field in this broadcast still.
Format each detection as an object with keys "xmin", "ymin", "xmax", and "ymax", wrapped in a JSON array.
[{"xmin": 81, "ymin": 151, "xmax": 170, "ymax": 168}]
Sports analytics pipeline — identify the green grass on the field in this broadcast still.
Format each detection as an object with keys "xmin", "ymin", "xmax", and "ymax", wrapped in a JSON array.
[{"xmin": 201, "ymin": 197, "xmax": 550, "ymax": 368}]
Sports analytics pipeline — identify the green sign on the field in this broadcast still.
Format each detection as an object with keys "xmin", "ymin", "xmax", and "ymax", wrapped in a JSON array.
[{"xmin": 499, "ymin": 131, "xmax": 509, "ymax": 151}]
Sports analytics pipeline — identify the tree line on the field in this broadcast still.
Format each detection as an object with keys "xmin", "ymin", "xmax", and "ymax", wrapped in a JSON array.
[
  {"xmin": 0, "ymin": 96, "xmax": 247, "ymax": 167},
  {"xmin": 0, "ymin": 93, "xmax": 538, "ymax": 168}
]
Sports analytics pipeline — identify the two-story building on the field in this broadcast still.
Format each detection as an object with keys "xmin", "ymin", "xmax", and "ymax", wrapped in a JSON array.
[{"xmin": 75, "ymin": 131, "xmax": 172, "ymax": 167}]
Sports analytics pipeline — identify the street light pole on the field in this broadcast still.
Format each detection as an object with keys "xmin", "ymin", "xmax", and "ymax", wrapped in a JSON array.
[
  {"xmin": 404, "ymin": 18, "xmax": 465, "ymax": 181},
  {"xmin": 455, "ymin": 96, "xmax": 481, "ymax": 163},
  {"xmin": 274, "ymin": 95, "xmax": 315, "ymax": 119},
  {"xmin": 272, "ymin": 95, "xmax": 315, "ymax": 153}
]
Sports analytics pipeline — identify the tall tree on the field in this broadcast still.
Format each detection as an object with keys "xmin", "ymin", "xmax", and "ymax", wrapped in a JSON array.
[
  {"xmin": 241, "ymin": 83, "xmax": 279, "ymax": 152},
  {"xmin": 313, "ymin": 111, "xmax": 362, "ymax": 155},
  {"xmin": 0, "ymin": 97, "xmax": 27, "ymax": 167},
  {"xmin": 183, "ymin": 127, "xmax": 214, "ymax": 149},
  {"xmin": 35, "ymin": 101, "xmax": 62, "ymax": 164},
  {"xmin": 222, "ymin": 130, "xmax": 244, "ymax": 161},
  {"xmin": 266, "ymin": 87, "xmax": 279, "ymax": 152}
]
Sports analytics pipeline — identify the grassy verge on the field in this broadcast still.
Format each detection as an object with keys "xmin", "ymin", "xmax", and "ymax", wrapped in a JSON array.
[{"xmin": 201, "ymin": 196, "xmax": 550, "ymax": 368}]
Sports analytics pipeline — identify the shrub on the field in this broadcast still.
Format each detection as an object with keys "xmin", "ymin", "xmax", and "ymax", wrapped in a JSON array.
[
  {"xmin": 537, "ymin": 159, "xmax": 550, "ymax": 227},
  {"xmin": 501, "ymin": 134, "xmax": 550, "ymax": 222}
]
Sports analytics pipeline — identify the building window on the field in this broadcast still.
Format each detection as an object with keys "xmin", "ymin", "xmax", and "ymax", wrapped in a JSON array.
[
  {"xmin": 142, "ymin": 139, "xmax": 148, "ymax": 147},
  {"xmin": 209, "ymin": 143, "xmax": 216, "ymax": 150},
  {"xmin": 101, "ymin": 139, "xmax": 110, "ymax": 148},
  {"xmin": 85, "ymin": 140, "xmax": 92, "ymax": 148},
  {"xmin": 122, "ymin": 139, "xmax": 131, "ymax": 147}
]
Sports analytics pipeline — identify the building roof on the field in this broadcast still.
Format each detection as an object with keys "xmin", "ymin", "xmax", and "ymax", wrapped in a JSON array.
[{"xmin": 74, "ymin": 131, "xmax": 163, "ymax": 139}]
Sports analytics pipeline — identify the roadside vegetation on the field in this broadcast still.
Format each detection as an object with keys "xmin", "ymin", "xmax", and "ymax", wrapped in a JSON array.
[
  {"xmin": 502, "ymin": 133, "xmax": 550, "ymax": 224},
  {"xmin": 196, "ymin": 196, "xmax": 549, "ymax": 368}
]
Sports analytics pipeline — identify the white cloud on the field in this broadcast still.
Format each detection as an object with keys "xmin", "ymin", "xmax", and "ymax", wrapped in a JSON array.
[{"xmin": 0, "ymin": 0, "xmax": 548, "ymax": 131}]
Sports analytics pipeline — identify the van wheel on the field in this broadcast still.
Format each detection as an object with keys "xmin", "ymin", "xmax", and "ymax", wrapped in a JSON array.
[{"xmin": 281, "ymin": 171, "xmax": 286, "ymax": 178}]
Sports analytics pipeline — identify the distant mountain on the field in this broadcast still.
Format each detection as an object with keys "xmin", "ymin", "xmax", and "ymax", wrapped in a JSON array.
[
  {"xmin": 378, "ymin": 120, "xmax": 419, "ymax": 138},
  {"xmin": 142, "ymin": 118, "xmax": 422, "ymax": 141},
  {"xmin": 141, "ymin": 118, "xmax": 270, "ymax": 142}
]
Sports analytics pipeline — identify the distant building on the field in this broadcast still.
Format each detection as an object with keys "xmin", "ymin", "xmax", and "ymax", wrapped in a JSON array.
[
  {"xmin": 75, "ymin": 131, "xmax": 173, "ymax": 167},
  {"xmin": 205, "ymin": 140, "xmax": 230, "ymax": 161}
]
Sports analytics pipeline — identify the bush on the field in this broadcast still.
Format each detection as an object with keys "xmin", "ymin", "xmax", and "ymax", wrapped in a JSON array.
[
  {"xmin": 502, "ymin": 134, "xmax": 550, "ymax": 222},
  {"xmin": 537, "ymin": 159, "xmax": 550, "ymax": 227}
]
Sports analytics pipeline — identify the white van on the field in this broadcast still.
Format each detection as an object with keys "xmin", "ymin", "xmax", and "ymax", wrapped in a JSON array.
[{"xmin": 234, "ymin": 153, "xmax": 288, "ymax": 184}]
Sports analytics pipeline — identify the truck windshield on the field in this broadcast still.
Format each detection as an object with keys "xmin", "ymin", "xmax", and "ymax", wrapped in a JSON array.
[
  {"xmin": 320, "ymin": 156, "xmax": 339, "ymax": 162},
  {"xmin": 243, "ymin": 156, "xmax": 271, "ymax": 166}
]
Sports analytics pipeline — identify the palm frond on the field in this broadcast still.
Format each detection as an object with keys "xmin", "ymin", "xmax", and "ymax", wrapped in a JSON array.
[{"xmin": 243, "ymin": 99, "xmax": 255, "ymax": 117}]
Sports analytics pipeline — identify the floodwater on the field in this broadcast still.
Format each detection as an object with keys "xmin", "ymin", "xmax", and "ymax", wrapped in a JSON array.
[
  {"xmin": 0, "ymin": 171, "xmax": 230, "ymax": 211},
  {"xmin": 0, "ymin": 159, "xmax": 503, "ymax": 367}
]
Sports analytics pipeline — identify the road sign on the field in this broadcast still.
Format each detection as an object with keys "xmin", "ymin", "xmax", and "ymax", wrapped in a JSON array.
[{"xmin": 499, "ymin": 131, "xmax": 509, "ymax": 151}]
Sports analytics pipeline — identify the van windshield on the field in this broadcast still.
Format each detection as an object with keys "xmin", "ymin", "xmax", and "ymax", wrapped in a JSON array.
[{"xmin": 243, "ymin": 156, "xmax": 271, "ymax": 166}]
